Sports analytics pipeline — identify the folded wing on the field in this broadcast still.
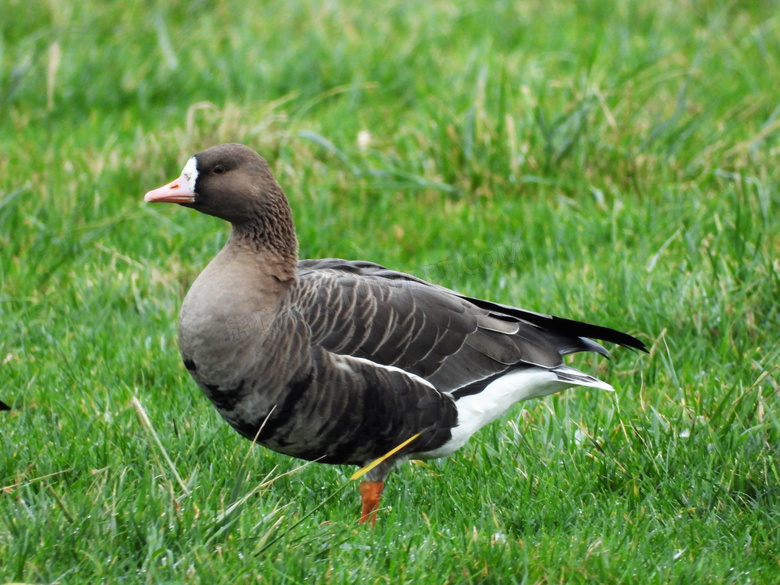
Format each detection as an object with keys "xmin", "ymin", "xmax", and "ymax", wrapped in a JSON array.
[{"xmin": 294, "ymin": 259, "xmax": 645, "ymax": 397}]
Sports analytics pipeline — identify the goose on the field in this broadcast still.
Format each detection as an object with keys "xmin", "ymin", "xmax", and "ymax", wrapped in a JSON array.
[{"xmin": 144, "ymin": 143, "xmax": 646, "ymax": 524}]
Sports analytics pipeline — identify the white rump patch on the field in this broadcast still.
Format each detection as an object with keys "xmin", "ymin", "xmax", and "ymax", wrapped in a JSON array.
[
  {"xmin": 341, "ymin": 354, "xmax": 615, "ymax": 462},
  {"xmin": 182, "ymin": 156, "xmax": 198, "ymax": 192},
  {"xmin": 418, "ymin": 365, "xmax": 612, "ymax": 459}
]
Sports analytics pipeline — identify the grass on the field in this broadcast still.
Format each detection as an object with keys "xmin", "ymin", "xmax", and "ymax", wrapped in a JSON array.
[{"xmin": 1, "ymin": 0, "xmax": 779, "ymax": 582}]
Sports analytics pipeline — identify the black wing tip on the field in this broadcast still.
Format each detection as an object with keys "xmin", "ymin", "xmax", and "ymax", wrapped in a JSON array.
[
  {"xmin": 609, "ymin": 330, "xmax": 648, "ymax": 353},
  {"xmin": 538, "ymin": 314, "xmax": 649, "ymax": 354},
  {"xmin": 578, "ymin": 325, "xmax": 648, "ymax": 354},
  {"xmin": 0, "ymin": 400, "xmax": 10, "ymax": 411},
  {"xmin": 462, "ymin": 295, "xmax": 648, "ymax": 354}
]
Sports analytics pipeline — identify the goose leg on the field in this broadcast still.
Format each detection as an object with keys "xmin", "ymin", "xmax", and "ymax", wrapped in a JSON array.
[{"xmin": 358, "ymin": 480, "xmax": 385, "ymax": 526}]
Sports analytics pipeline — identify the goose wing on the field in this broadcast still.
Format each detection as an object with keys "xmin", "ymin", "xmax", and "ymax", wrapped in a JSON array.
[{"xmin": 293, "ymin": 259, "xmax": 645, "ymax": 395}]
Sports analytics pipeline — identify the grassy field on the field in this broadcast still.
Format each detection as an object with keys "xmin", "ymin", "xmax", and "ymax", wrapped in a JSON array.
[{"xmin": 2, "ymin": 0, "xmax": 779, "ymax": 582}]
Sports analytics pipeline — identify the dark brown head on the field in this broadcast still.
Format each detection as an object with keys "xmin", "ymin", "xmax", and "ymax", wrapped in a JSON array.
[
  {"xmin": 145, "ymin": 144, "xmax": 285, "ymax": 224},
  {"xmin": 145, "ymin": 144, "xmax": 298, "ymax": 262}
]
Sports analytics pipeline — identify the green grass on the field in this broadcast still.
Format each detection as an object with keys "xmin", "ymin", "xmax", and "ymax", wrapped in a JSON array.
[{"xmin": 1, "ymin": 0, "xmax": 779, "ymax": 582}]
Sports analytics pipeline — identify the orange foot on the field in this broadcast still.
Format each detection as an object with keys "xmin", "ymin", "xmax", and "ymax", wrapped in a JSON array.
[{"xmin": 358, "ymin": 480, "xmax": 385, "ymax": 526}]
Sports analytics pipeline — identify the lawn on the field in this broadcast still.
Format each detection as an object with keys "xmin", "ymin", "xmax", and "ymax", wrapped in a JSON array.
[{"xmin": 1, "ymin": 0, "xmax": 778, "ymax": 583}]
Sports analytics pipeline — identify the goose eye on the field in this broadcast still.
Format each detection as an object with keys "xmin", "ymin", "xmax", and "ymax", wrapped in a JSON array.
[{"xmin": 213, "ymin": 165, "xmax": 226, "ymax": 175}]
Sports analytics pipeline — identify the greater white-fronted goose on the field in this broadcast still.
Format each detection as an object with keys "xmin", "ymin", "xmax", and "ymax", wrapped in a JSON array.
[{"xmin": 145, "ymin": 143, "xmax": 646, "ymax": 524}]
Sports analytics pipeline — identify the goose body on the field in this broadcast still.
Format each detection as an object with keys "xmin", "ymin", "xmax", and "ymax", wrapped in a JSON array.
[{"xmin": 145, "ymin": 143, "xmax": 646, "ymax": 523}]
